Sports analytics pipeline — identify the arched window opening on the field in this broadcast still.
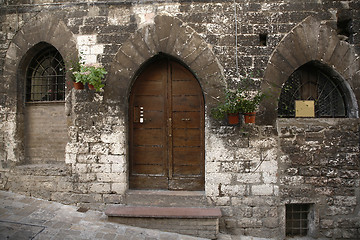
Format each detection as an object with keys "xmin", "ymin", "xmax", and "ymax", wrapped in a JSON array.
[
  {"xmin": 278, "ymin": 63, "xmax": 347, "ymax": 118},
  {"xmin": 26, "ymin": 46, "xmax": 65, "ymax": 102}
]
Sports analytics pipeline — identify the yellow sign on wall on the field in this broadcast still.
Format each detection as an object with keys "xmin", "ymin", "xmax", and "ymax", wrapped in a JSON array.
[{"xmin": 295, "ymin": 100, "xmax": 315, "ymax": 117}]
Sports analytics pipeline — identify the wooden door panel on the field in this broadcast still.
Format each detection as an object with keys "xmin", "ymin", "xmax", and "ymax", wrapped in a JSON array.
[
  {"xmin": 172, "ymin": 80, "xmax": 201, "ymax": 95},
  {"xmin": 132, "ymin": 164, "xmax": 165, "ymax": 175},
  {"xmin": 173, "ymin": 165, "xmax": 202, "ymax": 176},
  {"xmin": 133, "ymin": 111, "xmax": 164, "ymax": 128},
  {"xmin": 130, "ymin": 176, "xmax": 168, "ymax": 189},
  {"xmin": 134, "ymin": 96, "xmax": 164, "ymax": 111},
  {"xmin": 171, "ymin": 62, "xmax": 193, "ymax": 80},
  {"xmin": 133, "ymin": 129, "xmax": 164, "ymax": 146},
  {"xmin": 172, "ymin": 96, "xmax": 201, "ymax": 111},
  {"xmin": 135, "ymin": 80, "xmax": 163, "ymax": 95},
  {"xmin": 172, "ymin": 111, "xmax": 201, "ymax": 128},
  {"xmin": 132, "ymin": 147, "xmax": 164, "ymax": 165},
  {"xmin": 172, "ymin": 129, "xmax": 201, "ymax": 147},
  {"xmin": 173, "ymin": 148, "xmax": 202, "ymax": 165}
]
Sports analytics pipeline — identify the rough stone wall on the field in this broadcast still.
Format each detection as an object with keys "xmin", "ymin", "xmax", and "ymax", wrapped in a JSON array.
[
  {"xmin": 65, "ymin": 90, "xmax": 128, "ymax": 206},
  {"xmin": 278, "ymin": 119, "xmax": 360, "ymax": 239},
  {"xmin": 205, "ymin": 124, "xmax": 281, "ymax": 237},
  {"xmin": 0, "ymin": 1, "xmax": 359, "ymax": 239}
]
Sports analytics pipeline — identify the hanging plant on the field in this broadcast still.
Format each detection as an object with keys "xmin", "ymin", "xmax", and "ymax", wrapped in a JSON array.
[
  {"xmin": 211, "ymin": 71, "xmax": 265, "ymax": 124},
  {"xmin": 211, "ymin": 89, "xmax": 242, "ymax": 124},
  {"xmin": 72, "ymin": 63, "xmax": 107, "ymax": 92}
]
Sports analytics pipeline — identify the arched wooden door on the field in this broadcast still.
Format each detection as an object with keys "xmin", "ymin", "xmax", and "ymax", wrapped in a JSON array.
[{"xmin": 129, "ymin": 58, "xmax": 205, "ymax": 191}]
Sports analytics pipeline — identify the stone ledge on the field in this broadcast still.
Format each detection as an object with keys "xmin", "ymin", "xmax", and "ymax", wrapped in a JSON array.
[
  {"xmin": 105, "ymin": 206, "xmax": 222, "ymax": 219},
  {"xmin": 11, "ymin": 163, "xmax": 70, "ymax": 176}
]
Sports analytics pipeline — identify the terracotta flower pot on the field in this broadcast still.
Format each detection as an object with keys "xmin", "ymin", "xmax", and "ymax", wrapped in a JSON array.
[
  {"xmin": 244, "ymin": 112, "xmax": 256, "ymax": 124},
  {"xmin": 73, "ymin": 82, "xmax": 84, "ymax": 90},
  {"xmin": 88, "ymin": 84, "xmax": 95, "ymax": 90},
  {"xmin": 227, "ymin": 113, "xmax": 240, "ymax": 125}
]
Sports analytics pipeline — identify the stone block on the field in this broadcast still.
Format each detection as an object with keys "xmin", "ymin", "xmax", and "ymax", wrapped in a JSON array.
[
  {"xmin": 100, "ymin": 132, "xmax": 123, "ymax": 144},
  {"xmin": 111, "ymin": 163, "xmax": 126, "ymax": 173},
  {"xmin": 111, "ymin": 182, "xmax": 127, "ymax": 194},
  {"xmin": 237, "ymin": 172, "xmax": 262, "ymax": 184},
  {"xmin": 78, "ymin": 173, "xmax": 96, "ymax": 183},
  {"xmin": 66, "ymin": 142, "xmax": 89, "ymax": 154},
  {"xmin": 77, "ymin": 35, "xmax": 97, "ymax": 46},
  {"xmin": 120, "ymin": 41, "xmax": 146, "ymax": 67},
  {"xmin": 252, "ymin": 184, "xmax": 274, "ymax": 196},
  {"xmin": 65, "ymin": 153, "xmax": 76, "ymax": 164},
  {"xmin": 98, "ymin": 154, "xmax": 125, "ymax": 164},
  {"xmin": 90, "ymin": 163, "xmax": 111, "ymax": 173},
  {"xmin": 206, "ymin": 173, "xmax": 232, "ymax": 185},
  {"xmin": 237, "ymin": 218, "xmax": 262, "ymax": 228},
  {"xmin": 206, "ymin": 162, "xmax": 221, "ymax": 173},
  {"xmin": 57, "ymin": 181, "xmax": 73, "ymax": 192},
  {"xmin": 73, "ymin": 163, "xmax": 88, "ymax": 173},
  {"xmin": 221, "ymin": 184, "xmax": 246, "ymax": 197},
  {"xmin": 103, "ymin": 193, "xmax": 124, "ymax": 204},
  {"xmin": 90, "ymin": 143, "xmax": 109, "ymax": 155},
  {"xmin": 96, "ymin": 172, "xmax": 125, "ymax": 183},
  {"xmin": 262, "ymin": 217, "xmax": 279, "ymax": 228},
  {"xmin": 89, "ymin": 182, "xmax": 111, "ymax": 193},
  {"xmin": 320, "ymin": 219, "xmax": 335, "ymax": 229},
  {"xmin": 77, "ymin": 154, "xmax": 98, "ymax": 164}
]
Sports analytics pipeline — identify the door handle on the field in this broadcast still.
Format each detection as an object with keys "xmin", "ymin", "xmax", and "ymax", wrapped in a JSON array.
[{"xmin": 168, "ymin": 118, "xmax": 172, "ymax": 137}]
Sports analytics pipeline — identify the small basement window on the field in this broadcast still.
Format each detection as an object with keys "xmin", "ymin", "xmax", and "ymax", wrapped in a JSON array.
[{"xmin": 286, "ymin": 204, "xmax": 311, "ymax": 237}]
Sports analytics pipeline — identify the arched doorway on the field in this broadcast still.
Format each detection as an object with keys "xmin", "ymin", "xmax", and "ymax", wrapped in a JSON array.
[{"xmin": 129, "ymin": 57, "xmax": 205, "ymax": 191}]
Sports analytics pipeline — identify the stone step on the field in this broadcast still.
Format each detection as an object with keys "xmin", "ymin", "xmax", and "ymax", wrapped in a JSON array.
[
  {"xmin": 105, "ymin": 205, "xmax": 222, "ymax": 239},
  {"xmin": 125, "ymin": 190, "xmax": 209, "ymax": 207}
]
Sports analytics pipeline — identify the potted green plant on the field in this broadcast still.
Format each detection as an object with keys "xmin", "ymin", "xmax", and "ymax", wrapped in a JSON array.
[
  {"xmin": 68, "ymin": 57, "xmax": 84, "ymax": 89},
  {"xmin": 72, "ymin": 62, "xmax": 107, "ymax": 92},
  {"xmin": 238, "ymin": 91, "xmax": 265, "ymax": 124},
  {"xmin": 211, "ymin": 89, "xmax": 242, "ymax": 125},
  {"xmin": 211, "ymin": 88, "xmax": 265, "ymax": 125}
]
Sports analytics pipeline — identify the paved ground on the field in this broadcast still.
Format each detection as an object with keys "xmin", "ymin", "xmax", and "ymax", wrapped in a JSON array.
[{"xmin": 0, "ymin": 191, "xmax": 208, "ymax": 240}]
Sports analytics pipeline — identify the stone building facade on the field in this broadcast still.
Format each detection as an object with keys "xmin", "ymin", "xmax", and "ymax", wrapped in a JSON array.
[{"xmin": 0, "ymin": 0, "xmax": 359, "ymax": 239}]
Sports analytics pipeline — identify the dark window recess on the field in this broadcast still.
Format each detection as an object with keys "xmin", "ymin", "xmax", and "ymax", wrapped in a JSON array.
[
  {"xmin": 278, "ymin": 63, "xmax": 347, "ymax": 118},
  {"xmin": 337, "ymin": 13, "xmax": 353, "ymax": 43},
  {"xmin": 26, "ymin": 46, "xmax": 65, "ymax": 102},
  {"xmin": 286, "ymin": 204, "xmax": 311, "ymax": 237},
  {"xmin": 259, "ymin": 33, "xmax": 267, "ymax": 46}
]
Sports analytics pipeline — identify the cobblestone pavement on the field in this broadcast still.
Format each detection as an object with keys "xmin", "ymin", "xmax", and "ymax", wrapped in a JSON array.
[{"xmin": 0, "ymin": 191, "xmax": 208, "ymax": 240}]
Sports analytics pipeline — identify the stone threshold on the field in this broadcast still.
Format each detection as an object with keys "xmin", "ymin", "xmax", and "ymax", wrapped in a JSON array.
[
  {"xmin": 126, "ymin": 190, "xmax": 205, "ymax": 196},
  {"xmin": 105, "ymin": 206, "xmax": 222, "ymax": 219}
]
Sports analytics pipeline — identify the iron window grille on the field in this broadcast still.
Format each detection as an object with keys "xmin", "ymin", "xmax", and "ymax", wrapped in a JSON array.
[
  {"xmin": 278, "ymin": 63, "xmax": 347, "ymax": 118},
  {"xmin": 26, "ymin": 46, "xmax": 65, "ymax": 102},
  {"xmin": 286, "ymin": 204, "xmax": 311, "ymax": 237}
]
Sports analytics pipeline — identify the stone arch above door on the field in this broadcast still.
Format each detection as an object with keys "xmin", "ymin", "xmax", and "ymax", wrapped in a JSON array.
[
  {"xmin": 260, "ymin": 16, "xmax": 360, "ymax": 125},
  {"xmin": 105, "ymin": 14, "xmax": 226, "ymax": 108}
]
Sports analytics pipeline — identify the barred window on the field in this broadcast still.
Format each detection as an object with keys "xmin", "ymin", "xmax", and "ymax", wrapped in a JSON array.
[
  {"xmin": 26, "ymin": 46, "xmax": 65, "ymax": 102},
  {"xmin": 278, "ymin": 63, "xmax": 347, "ymax": 118},
  {"xmin": 286, "ymin": 204, "xmax": 311, "ymax": 237}
]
